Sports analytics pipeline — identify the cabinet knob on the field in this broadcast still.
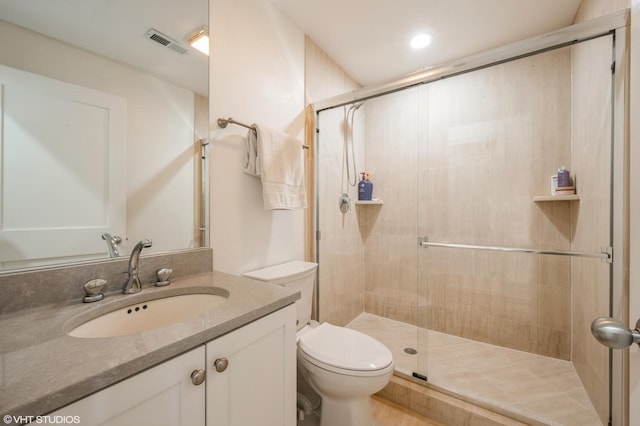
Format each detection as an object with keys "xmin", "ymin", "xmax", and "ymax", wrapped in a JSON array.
[
  {"xmin": 191, "ymin": 369, "xmax": 206, "ymax": 385},
  {"xmin": 214, "ymin": 357, "xmax": 229, "ymax": 373}
]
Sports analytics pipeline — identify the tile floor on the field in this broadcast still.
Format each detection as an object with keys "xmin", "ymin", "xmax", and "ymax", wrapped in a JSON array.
[
  {"xmin": 347, "ymin": 313, "xmax": 602, "ymax": 426},
  {"xmin": 298, "ymin": 395, "xmax": 441, "ymax": 426}
]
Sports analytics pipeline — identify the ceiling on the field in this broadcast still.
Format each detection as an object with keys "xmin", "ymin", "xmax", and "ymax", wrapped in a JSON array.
[
  {"xmin": 0, "ymin": 0, "xmax": 583, "ymax": 94},
  {"xmin": 267, "ymin": 0, "xmax": 584, "ymax": 86},
  {"xmin": 0, "ymin": 0, "xmax": 209, "ymax": 96}
]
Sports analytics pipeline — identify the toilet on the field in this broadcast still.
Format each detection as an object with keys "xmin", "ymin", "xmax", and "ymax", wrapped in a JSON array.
[{"xmin": 243, "ymin": 261, "xmax": 394, "ymax": 426}]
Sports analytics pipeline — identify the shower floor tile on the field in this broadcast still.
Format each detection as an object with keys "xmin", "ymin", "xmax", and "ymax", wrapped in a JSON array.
[{"xmin": 347, "ymin": 313, "xmax": 602, "ymax": 426}]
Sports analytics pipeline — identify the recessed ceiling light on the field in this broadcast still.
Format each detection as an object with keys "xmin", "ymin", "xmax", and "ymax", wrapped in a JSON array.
[{"xmin": 410, "ymin": 33, "xmax": 433, "ymax": 49}]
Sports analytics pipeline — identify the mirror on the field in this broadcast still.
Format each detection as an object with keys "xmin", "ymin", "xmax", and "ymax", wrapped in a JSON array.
[{"xmin": 0, "ymin": 0, "xmax": 209, "ymax": 272}]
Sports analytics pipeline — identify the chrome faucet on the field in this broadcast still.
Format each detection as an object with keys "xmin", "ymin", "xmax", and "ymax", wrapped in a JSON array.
[
  {"xmin": 122, "ymin": 239, "xmax": 153, "ymax": 294},
  {"xmin": 101, "ymin": 233, "xmax": 122, "ymax": 258}
]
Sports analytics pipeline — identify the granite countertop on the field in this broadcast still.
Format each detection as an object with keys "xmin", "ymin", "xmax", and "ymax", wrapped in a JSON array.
[{"xmin": 0, "ymin": 270, "xmax": 299, "ymax": 418}]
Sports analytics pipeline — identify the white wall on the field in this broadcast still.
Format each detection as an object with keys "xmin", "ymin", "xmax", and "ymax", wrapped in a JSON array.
[
  {"xmin": 0, "ymin": 21, "xmax": 198, "ymax": 257},
  {"xmin": 209, "ymin": 0, "xmax": 306, "ymax": 275}
]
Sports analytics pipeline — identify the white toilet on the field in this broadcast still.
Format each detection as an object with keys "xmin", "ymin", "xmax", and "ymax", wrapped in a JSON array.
[{"xmin": 243, "ymin": 261, "xmax": 394, "ymax": 426}]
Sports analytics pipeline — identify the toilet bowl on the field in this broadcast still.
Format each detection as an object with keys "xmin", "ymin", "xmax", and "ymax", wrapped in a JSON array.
[
  {"xmin": 243, "ymin": 261, "xmax": 394, "ymax": 426},
  {"xmin": 297, "ymin": 322, "xmax": 394, "ymax": 426}
]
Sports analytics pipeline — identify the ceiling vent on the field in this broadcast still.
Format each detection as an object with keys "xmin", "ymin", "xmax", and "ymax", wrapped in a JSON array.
[{"xmin": 144, "ymin": 28, "xmax": 188, "ymax": 55}]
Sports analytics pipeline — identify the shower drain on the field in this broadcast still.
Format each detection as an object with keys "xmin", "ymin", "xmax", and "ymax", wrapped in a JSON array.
[{"xmin": 404, "ymin": 347, "xmax": 418, "ymax": 355}]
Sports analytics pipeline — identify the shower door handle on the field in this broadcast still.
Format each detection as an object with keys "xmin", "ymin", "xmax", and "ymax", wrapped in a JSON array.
[{"xmin": 591, "ymin": 317, "xmax": 640, "ymax": 349}]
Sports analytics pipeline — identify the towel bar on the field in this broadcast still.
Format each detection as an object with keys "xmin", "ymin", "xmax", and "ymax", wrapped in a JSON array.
[
  {"xmin": 217, "ymin": 117, "xmax": 309, "ymax": 149},
  {"xmin": 217, "ymin": 117, "xmax": 255, "ymax": 132}
]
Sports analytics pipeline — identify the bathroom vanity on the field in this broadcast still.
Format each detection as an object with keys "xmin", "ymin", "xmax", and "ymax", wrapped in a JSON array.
[
  {"xmin": 52, "ymin": 305, "xmax": 295, "ymax": 425},
  {"xmin": 0, "ymin": 268, "xmax": 299, "ymax": 426}
]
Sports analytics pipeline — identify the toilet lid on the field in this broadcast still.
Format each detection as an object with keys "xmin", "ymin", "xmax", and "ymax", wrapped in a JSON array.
[{"xmin": 298, "ymin": 323, "xmax": 392, "ymax": 371}]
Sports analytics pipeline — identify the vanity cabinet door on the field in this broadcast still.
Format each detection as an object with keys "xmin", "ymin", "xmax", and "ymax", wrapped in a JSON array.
[
  {"xmin": 205, "ymin": 304, "xmax": 296, "ymax": 426},
  {"xmin": 51, "ymin": 346, "xmax": 205, "ymax": 426}
]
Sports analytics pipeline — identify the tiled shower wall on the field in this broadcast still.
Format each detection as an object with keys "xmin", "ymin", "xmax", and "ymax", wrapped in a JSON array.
[
  {"xmin": 316, "ymin": 103, "xmax": 366, "ymax": 325},
  {"xmin": 305, "ymin": 37, "xmax": 364, "ymax": 326},
  {"xmin": 358, "ymin": 39, "xmax": 612, "ymax": 423},
  {"xmin": 363, "ymin": 48, "xmax": 576, "ymax": 360},
  {"xmin": 360, "ymin": 88, "xmax": 420, "ymax": 325},
  {"xmin": 313, "ymin": 41, "xmax": 611, "ymax": 364}
]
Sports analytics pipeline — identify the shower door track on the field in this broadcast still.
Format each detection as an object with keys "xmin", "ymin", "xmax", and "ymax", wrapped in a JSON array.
[{"xmin": 419, "ymin": 239, "xmax": 612, "ymax": 263}]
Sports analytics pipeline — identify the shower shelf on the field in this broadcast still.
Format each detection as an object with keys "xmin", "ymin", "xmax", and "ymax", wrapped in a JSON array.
[
  {"xmin": 533, "ymin": 195, "xmax": 580, "ymax": 202},
  {"xmin": 355, "ymin": 200, "xmax": 384, "ymax": 205}
]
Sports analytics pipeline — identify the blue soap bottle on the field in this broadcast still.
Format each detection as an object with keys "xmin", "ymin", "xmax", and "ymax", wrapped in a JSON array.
[
  {"xmin": 557, "ymin": 166, "xmax": 570, "ymax": 187},
  {"xmin": 358, "ymin": 172, "xmax": 373, "ymax": 201}
]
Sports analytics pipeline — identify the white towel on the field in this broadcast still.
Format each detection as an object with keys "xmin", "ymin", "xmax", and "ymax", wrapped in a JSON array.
[
  {"xmin": 243, "ymin": 124, "xmax": 307, "ymax": 210},
  {"xmin": 243, "ymin": 127, "xmax": 260, "ymax": 177}
]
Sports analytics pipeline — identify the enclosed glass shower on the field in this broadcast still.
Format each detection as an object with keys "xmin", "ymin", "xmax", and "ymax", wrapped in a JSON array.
[{"xmin": 314, "ymin": 12, "xmax": 627, "ymax": 426}]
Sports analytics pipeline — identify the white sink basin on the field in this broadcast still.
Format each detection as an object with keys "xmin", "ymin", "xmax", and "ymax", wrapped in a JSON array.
[{"xmin": 68, "ymin": 293, "xmax": 228, "ymax": 338}]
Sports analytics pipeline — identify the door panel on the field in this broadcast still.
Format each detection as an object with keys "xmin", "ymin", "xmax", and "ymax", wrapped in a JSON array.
[{"xmin": 0, "ymin": 64, "xmax": 126, "ymax": 268}]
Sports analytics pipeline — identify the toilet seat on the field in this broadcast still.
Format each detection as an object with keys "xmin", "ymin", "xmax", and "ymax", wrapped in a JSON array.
[{"xmin": 298, "ymin": 323, "xmax": 393, "ymax": 377}]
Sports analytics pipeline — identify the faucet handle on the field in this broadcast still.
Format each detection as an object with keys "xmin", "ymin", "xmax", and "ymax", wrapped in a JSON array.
[
  {"xmin": 101, "ymin": 233, "xmax": 122, "ymax": 258},
  {"xmin": 83, "ymin": 278, "xmax": 107, "ymax": 303},
  {"xmin": 156, "ymin": 268, "xmax": 173, "ymax": 287},
  {"xmin": 101, "ymin": 233, "xmax": 122, "ymax": 245}
]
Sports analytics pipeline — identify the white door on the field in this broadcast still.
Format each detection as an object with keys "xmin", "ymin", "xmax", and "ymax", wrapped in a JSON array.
[
  {"xmin": 51, "ymin": 346, "xmax": 205, "ymax": 425},
  {"xmin": 0, "ymin": 64, "xmax": 126, "ymax": 269},
  {"xmin": 205, "ymin": 305, "xmax": 296, "ymax": 426}
]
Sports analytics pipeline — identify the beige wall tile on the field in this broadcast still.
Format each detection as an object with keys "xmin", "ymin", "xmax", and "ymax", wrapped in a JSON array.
[
  {"xmin": 306, "ymin": 37, "xmax": 364, "ymax": 326},
  {"xmin": 359, "ymin": 48, "xmax": 575, "ymax": 360}
]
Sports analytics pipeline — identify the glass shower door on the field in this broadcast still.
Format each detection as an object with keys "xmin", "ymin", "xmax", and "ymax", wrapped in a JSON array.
[
  {"xmin": 415, "ymin": 35, "xmax": 616, "ymax": 425},
  {"xmin": 313, "ymin": 20, "xmax": 625, "ymax": 426}
]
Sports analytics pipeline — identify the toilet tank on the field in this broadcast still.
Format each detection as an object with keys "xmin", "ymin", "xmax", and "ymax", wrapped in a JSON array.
[{"xmin": 243, "ymin": 261, "xmax": 317, "ymax": 330}]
